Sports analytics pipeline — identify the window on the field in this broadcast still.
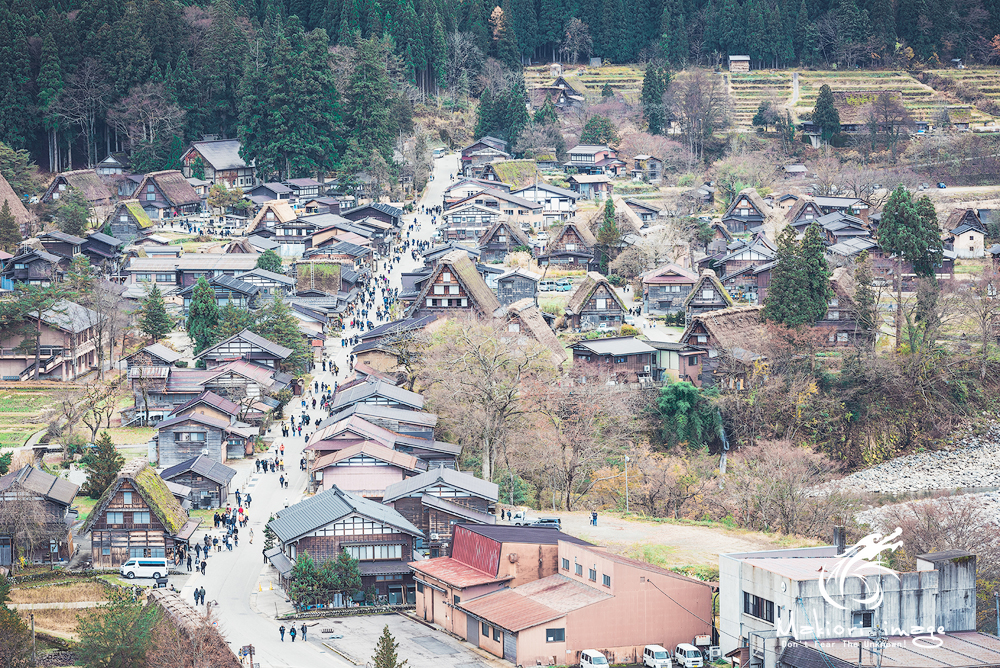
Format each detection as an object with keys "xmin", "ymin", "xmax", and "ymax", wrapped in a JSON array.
[
  {"xmin": 561, "ymin": 558, "xmax": 569, "ymax": 570},
  {"xmin": 697, "ymin": 335, "xmax": 707, "ymax": 343},
  {"xmin": 504, "ymin": 209, "xmax": 514, "ymax": 216},
  {"xmin": 442, "ymin": 272, "xmax": 452, "ymax": 282},
  {"xmin": 129, "ymin": 547, "xmax": 145, "ymax": 558},
  {"xmin": 120, "ymin": 214, "xmax": 129, "ymax": 222},
  {"xmin": 132, "ymin": 512, "xmax": 150, "ymax": 525},
  {"xmin": 575, "ymin": 563, "xmax": 583, "ymax": 576},
  {"xmin": 837, "ymin": 332, "xmax": 849, "ymax": 342},
  {"xmin": 146, "ymin": 193, "xmax": 155, "ymax": 201},
  {"xmin": 416, "ymin": 582, "xmax": 424, "ymax": 593},
  {"xmin": 483, "ymin": 621, "xmax": 490, "ymax": 636},
  {"xmin": 589, "ymin": 567, "xmax": 597, "ymax": 581},
  {"xmin": 151, "ymin": 548, "xmax": 165, "ymax": 558},
  {"xmin": 566, "ymin": 243, "xmax": 576, "ymax": 251},
  {"xmin": 689, "ymin": 356, "xmax": 699, "ymax": 366},
  {"xmin": 596, "ymin": 298, "xmax": 607, "ymax": 309},
  {"xmin": 702, "ymin": 289, "xmax": 714, "ymax": 299},
  {"xmin": 102, "ymin": 547, "xmax": 110, "ymax": 555},
  {"xmin": 853, "ymin": 611, "xmax": 873, "ymax": 628},
  {"xmin": 829, "ymin": 298, "xmax": 839, "ymax": 307},
  {"xmin": 344, "ymin": 544, "xmax": 402, "ymax": 561},
  {"xmin": 155, "ymin": 274, "xmax": 173, "ymax": 283},
  {"xmin": 668, "ymin": 285, "xmax": 681, "ymax": 292},
  {"xmin": 546, "ymin": 628, "xmax": 565, "ymax": 642},
  {"xmin": 826, "ymin": 311, "xmax": 840, "ymax": 320},
  {"xmin": 602, "ymin": 574, "xmax": 611, "ymax": 587},
  {"xmin": 509, "ymin": 323, "xmax": 520, "ymax": 333},
  {"xmin": 453, "ymin": 595, "xmax": 461, "ymax": 605},
  {"xmin": 493, "ymin": 627, "xmax": 501, "ymax": 641},
  {"xmin": 614, "ymin": 356, "xmax": 627, "ymax": 364},
  {"xmin": 147, "ymin": 185, "xmax": 154, "ymax": 192},
  {"xmin": 107, "ymin": 511, "xmax": 124, "ymax": 524},
  {"xmin": 434, "ymin": 285, "xmax": 444, "ymax": 295},
  {"xmin": 744, "ymin": 593, "xmax": 775, "ymax": 623},
  {"xmin": 448, "ymin": 285, "xmax": 458, "ymax": 295},
  {"xmin": 970, "ymin": 235, "xmax": 976, "ymax": 241},
  {"xmin": 176, "ymin": 432, "xmax": 206, "ymax": 442},
  {"xmin": 123, "ymin": 492, "xmax": 132, "ymax": 505}
]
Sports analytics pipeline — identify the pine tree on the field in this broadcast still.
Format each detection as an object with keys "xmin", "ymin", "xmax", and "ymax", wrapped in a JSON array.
[
  {"xmin": 763, "ymin": 225, "xmax": 811, "ymax": 327},
  {"xmin": 813, "ymin": 84, "xmax": 840, "ymax": 141},
  {"xmin": 580, "ymin": 115, "xmax": 620, "ymax": 145},
  {"xmin": 140, "ymin": 284, "xmax": 172, "ymax": 342},
  {"xmin": 0, "ymin": 200, "xmax": 21, "ymax": 253},
  {"xmin": 253, "ymin": 298, "xmax": 312, "ymax": 373},
  {"xmin": 348, "ymin": 35, "xmax": 397, "ymax": 166},
  {"xmin": 641, "ymin": 65, "xmax": 669, "ymax": 134},
  {"xmin": 0, "ymin": 12, "xmax": 33, "ymax": 149},
  {"xmin": 37, "ymin": 22, "xmax": 63, "ymax": 170},
  {"xmin": 596, "ymin": 196, "xmax": 621, "ymax": 272},
  {"xmin": 430, "ymin": 13, "xmax": 447, "ymax": 88},
  {"xmin": 659, "ymin": 0, "xmax": 687, "ymax": 66},
  {"xmin": 187, "ymin": 276, "xmax": 220, "ymax": 354},
  {"xmin": 82, "ymin": 431, "xmax": 125, "ymax": 499},
  {"xmin": 256, "ymin": 249, "xmax": 283, "ymax": 273},
  {"xmin": 55, "ymin": 190, "xmax": 91, "ymax": 237},
  {"xmin": 801, "ymin": 222, "xmax": 833, "ymax": 323},
  {"xmin": 372, "ymin": 625, "xmax": 408, "ymax": 668},
  {"xmin": 852, "ymin": 250, "xmax": 878, "ymax": 350},
  {"xmin": 489, "ymin": 5, "xmax": 521, "ymax": 71}
]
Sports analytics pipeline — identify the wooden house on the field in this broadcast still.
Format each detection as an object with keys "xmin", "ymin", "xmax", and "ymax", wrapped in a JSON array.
[
  {"xmin": 249, "ymin": 183, "xmax": 293, "ymax": 201},
  {"xmin": 195, "ymin": 329, "xmax": 292, "ymax": 370},
  {"xmin": 41, "ymin": 169, "xmax": 114, "ymax": 211},
  {"xmin": 159, "ymin": 455, "xmax": 236, "ymax": 510},
  {"xmin": 498, "ymin": 298, "xmax": 568, "ymax": 367},
  {"xmin": 134, "ymin": 170, "xmax": 201, "ymax": 219},
  {"xmin": 440, "ymin": 203, "xmax": 502, "ymax": 242},
  {"xmin": 721, "ymin": 188, "xmax": 778, "ymax": 234},
  {"xmin": 1, "ymin": 248, "xmax": 63, "ymax": 286},
  {"xmin": 0, "ymin": 299, "xmax": 102, "ymax": 381},
  {"xmin": 382, "ymin": 468, "xmax": 499, "ymax": 558},
  {"xmin": 531, "ymin": 75, "xmax": 586, "ymax": 111},
  {"xmin": 642, "ymin": 263, "xmax": 699, "ymax": 316},
  {"xmin": 177, "ymin": 275, "xmax": 261, "ymax": 314},
  {"xmin": 240, "ymin": 267, "xmax": 296, "ymax": 298},
  {"xmin": 564, "ymin": 272, "xmax": 627, "ymax": 330},
  {"xmin": 123, "ymin": 343, "xmax": 182, "ymax": 368},
  {"xmin": 816, "ymin": 267, "xmax": 861, "ymax": 346},
  {"xmin": 563, "ymin": 145, "xmax": 625, "ymax": 176},
  {"xmin": 124, "ymin": 254, "xmax": 259, "ymax": 289},
  {"xmin": 625, "ymin": 198, "xmax": 661, "ymax": 223},
  {"xmin": 181, "ymin": 139, "xmax": 256, "ymax": 189},
  {"xmin": 306, "ymin": 414, "xmax": 460, "ymax": 470},
  {"xmin": 330, "ymin": 378, "xmax": 424, "ymax": 413},
  {"xmin": 813, "ymin": 196, "xmax": 869, "ymax": 220},
  {"xmin": 38, "ymin": 230, "xmax": 84, "ymax": 260},
  {"xmin": 678, "ymin": 305, "xmax": 766, "ymax": 388},
  {"xmin": 406, "ymin": 249, "xmax": 501, "ymax": 320},
  {"xmin": 450, "ymin": 188, "xmax": 543, "ymax": 231},
  {"xmin": 0, "ymin": 465, "xmax": 79, "ymax": 567},
  {"xmin": 301, "ymin": 197, "xmax": 342, "ymax": 215},
  {"xmin": 494, "ymin": 268, "xmax": 540, "ymax": 306},
  {"xmin": 630, "ymin": 155, "xmax": 663, "ymax": 183},
  {"xmin": 728, "ymin": 55, "xmax": 750, "ymax": 72},
  {"xmin": 538, "ymin": 221, "xmax": 597, "ymax": 269},
  {"xmin": 568, "ymin": 174, "xmax": 613, "ymax": 200},
  {"xmin": 511, "ymin": 183, "xmax": 578, "ymax": 224},
  {"xmin": 683, "ymin": 270, "xmax": 735, "ymax": 326},
  {"xmin": 284, "ymin": 178, "xmax": 321, "ymax": 199},
  {"xmin": 341, "ymin": 203, "xmax": 403, "ymax": 230},
  {"xmin": 310, "ymin": 440, "xmax": 425, "ymax": 496},
  {"xmin": 710, "ymin": 236, "xmax": 776, "ymax": 304},
  {"xmin": 81, "ymin": 232, "xmax": 125, "ymax": 269},
  {"xmin": 156, "ymin": 411, "xmax": 257, "ymax": 467},
  {"xmin": 461, "ymin": 137, "xmax": 509, "ymax": 177},
  {"xmin": 266, "ymin": 485, "xmax": 423, "ymax": 604},
  {"xmin": 478, "ymin": 220, "xmax": 531, "ymax": 263},
  {"xmin": 946, "ymin": 208, "xmax": 986, "ymax": 258},
  {"xmin": 83, "ymin": 458, "xmax": 200, "ymax": 569},
  {"xmin": 0, "ymin": 171, "xmax": 33, "ymax": 235},
  {"xmin": 570, "ymin": 336, "xmax": 657, "ymax": 383},
  {"xmin": 479, "ymin": 160, "xmax": 539, "ymax": 190},
  {"xmin": 785, "ymin": 196, "xmax": 824, "ymax": 226}
]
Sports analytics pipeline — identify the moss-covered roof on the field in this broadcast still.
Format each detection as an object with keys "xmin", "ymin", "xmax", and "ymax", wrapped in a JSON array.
[
  {"xmin": 82, "ymin": 458, "xmax": 190, "ymax": 536},
  {"xmin": 123, "ymin": 200, "xmax": 153, "ymax": 229},
  {"xmin": 486, "ymin": 160, "xmax": 539, "ymax": 189}
]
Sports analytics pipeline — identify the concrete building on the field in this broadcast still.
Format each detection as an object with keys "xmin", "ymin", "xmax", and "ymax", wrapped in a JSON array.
[{"xmin": 719, "ymin": 534, "xmax": 979, "ymax": 668}]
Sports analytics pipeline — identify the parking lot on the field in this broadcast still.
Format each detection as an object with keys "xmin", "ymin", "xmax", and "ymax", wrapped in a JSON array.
[{"xmin": 318, "ymin": 613, "xmax": 504, "ymax": 668}]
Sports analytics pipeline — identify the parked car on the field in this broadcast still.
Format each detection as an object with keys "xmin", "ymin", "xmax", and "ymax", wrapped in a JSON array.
[
  {"xmin": 557, "ymin": 278, "xmax": 573, "ymax": 291},
  {"xmin": 674, "ymin": 644, "xmax": 704, "ymax": 668},
  {"xmin": 937, "ymin": 182, "xmax": 947, "ymax": 188},
  {"xmin": 511, "ymin": 511, "xmax": 537, "ymax": 525},
  {"xmin": 120, "ymin": 557, "xmax": 169, "ymax": 580},
  {"xmin": 625, "ymin": 315, "xmax": 637, "ymax": 325},
  {"xmin": 581, "ymin": 650, "xmax": 609, "ymax": 668},
  {"xmin": 536, "ymin": 232, "xmax": 550, "ymax": 241},
  {"xmin": 539, "ymin": 280, "xmax": 556, "ymax": 292},
  {"xmin": 528, "ymin": 518, "xmax": 562, "ymax": 530},
  {"xmin": 598, "ymin": 322, "xmax": 611, "ymax": 331},
  {"xmin": 644, "ymin": 645, "xmax": 673, "ymax": 668}
]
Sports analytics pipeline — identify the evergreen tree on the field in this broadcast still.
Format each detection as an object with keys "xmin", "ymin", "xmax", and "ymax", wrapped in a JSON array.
[
  {"xmin": 641, "ymin": 65, "xmax": 670, "ymax": 134},
  {"xmin": 474, "ymin": 73, "xmax": 529, "ymax": 146},
  {"xmin": 218, "ymin": 302, "xmax": 257, "ymax": 339},
  {"xmin": 489, "ymin": 5, "xmax": 522, "ymax": 70},
  {"xmin": 253, "ymin": 298, "xmax": 312, "ymax": 373},
  {"xmin": 596, "ymin": 196, "xmax": 621, "ymax": 272},
  {"xmin": 537, "ymin": 0, "xmax": 566, "ymax": 61},
  {"xmin": 372, "ymin": 625, "xmax": 408, "ymax": 668},
  {"xmin": 256, "ymin": 249, "xmax": 284, "ymax": 273},
  {"xmin": 580, "ymin": 115, "xmax": 620, "ymax": 145},
  {"xmin": 0, "ymin": 12, "xmax": 33, "ymax": 149},
  {"xmin": 659, "ymin": 0, "xmax": 687, "ymax": 66},
  {"xmin": 348, "ymin": 35, "xmax": 398, "ymax": 166},
  {"xmin": 852, "ymin": 250, "xmax": 878, "ymax": 350},
  {"xmin": 0, "ymin": 201, "xmax": 21, "ymax": 253},
  {"xmin": 203, "ymin": 0, "xmax": 248, "ymax": 136},
  {"xmin": 801, "ymin": 222, "xmax": 833, "ymax": 322},
  {"xmin": 763, "ymin": 225, "xmax": 813, "ymax": 327},
  {"xmin": 82, "ymin": 431, "xmax": 125, "ymax": 499},
  {"xmin": 533, "ymin": 97, "xmax": 558, "ymax": 125},
  {"xmin": 869, "ymin": 0, "xmax": 896, "ymax": 54},
  {"xmin": 430, "ymin": 13, "xmax": 447, "ymax": 87},
  {"xmin": 187, "ymin": 276, "xmax": 220, "ymax": 354},
  {"xmin": 37, "ymin": 22, "xmax": 63, "ymax": 169},
  {"xmin": 880, "ymin": 186, "xmax": 942, "ymax": 280},
  {"xmin": 601, "ymin": 82, "xmax": 615, "ymax": 98},
  {"xmin": 812, "ymin": 84, "xmax": 840, "ymax": 141},
  {"xmin": 140, "ymin": 284, "xmax": 172, "ymax": 342},
  {"xmin": 55, "ymin": 190, "xmax": 91, "ymax": 237}
]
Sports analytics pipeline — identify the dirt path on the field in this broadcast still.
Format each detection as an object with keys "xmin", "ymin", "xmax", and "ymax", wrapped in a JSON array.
[{"xmin": 536, "ymin": 511, "xmax": 817, "ymax": 568}]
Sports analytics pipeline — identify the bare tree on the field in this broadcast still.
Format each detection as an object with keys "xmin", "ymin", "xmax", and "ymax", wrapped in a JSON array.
[
  {"xmin": 147, "ymin": 606, "xmax": 241, "ymax": 668},
  {"xmin": 665, "ymin": 70, "xmax": 730, "ymax": 164},
  {"xmin": 53, "ymin": 59, "xmax": 112, "ymax": 168},
  {"xmin": 956, "ymin": 266, "xmax": 1000, "ymax": 378},
  {"xmin": 870, "ymin": 92, "xmax": 913, "ymax": 156},
  {"xmin": 628, "ymin": 445, "xmax": 718, "ymax": 519},
  {"xmin": 0, "ymin": 481, "xmax": 57, "ymax": 571},
  {"xmin": 446, "ymin": 32, "xmax": 484, "ymax": 106},
  {"xmin": 80, "ymin": 377, "xmax": 126, "ymax": 444},
  {"xmin": 421, "ymin": 317, "xmax": 556, "ymax": 481},
  {"xmin": 106, "ymin": 83, "xmax": 185, "ymax": 155},
  {"xmin": 561, "ymin": 18, "xmax": 593, "ymax": 65}
]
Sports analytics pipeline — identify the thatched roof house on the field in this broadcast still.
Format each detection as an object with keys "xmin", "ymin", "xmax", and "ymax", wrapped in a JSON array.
[
  {"xmin": 678, "ymin": 305, "xmax": 766, "ymax": 387},
  {"xmin": 0, "ymin": 171, "xmax": 31, "ymax": 233},
  {"xmin": 498, "ymin": 297, "xmax": 568, "ymax": 366},
  {"xmin": 406, "ymin": 249, "xmax": 501, "ymax": 319},
  {"xmin": 42, "ymin": 169, "xmax": 114, "ymax": 207}
]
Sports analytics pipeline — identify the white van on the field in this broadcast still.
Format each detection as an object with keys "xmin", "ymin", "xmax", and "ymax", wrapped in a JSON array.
[
  {"xmin": 643, "ymin": 645, "xmax": 672, "ymax": 668},
  {"xmin": 120, "ymin": 558, "xmax": 169, "ymax": 579},
  {"xmin": 674, "ymin": 644, "xmax": 703, "ymax": 668},
  {"xmin": 580, "ymin": 650, "xmax": 609, "ymax": 668}
]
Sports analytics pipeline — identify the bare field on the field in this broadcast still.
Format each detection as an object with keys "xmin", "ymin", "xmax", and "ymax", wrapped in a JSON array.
[{"xmin": 10, "ymin": 580, "xmax": 108, "ymax": 605}]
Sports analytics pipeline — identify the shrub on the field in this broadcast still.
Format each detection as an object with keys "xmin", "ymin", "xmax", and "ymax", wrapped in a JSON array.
[
  {"xmin": 620, "ymin": 324, "xmax": 639, "ymax": 336},
  {"xmin": 174, "ymin": 360, "xmax": 188, "ymax": 368},
  {"xmin": 606, "ymin": 273, "xmax": 625, "ymax": 287},
  {"xmin": 677, "ymin": 173, "xmax": 696, "ymax": 187}
]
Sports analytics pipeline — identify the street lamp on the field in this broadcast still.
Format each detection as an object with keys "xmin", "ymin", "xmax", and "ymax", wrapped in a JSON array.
[{"xmin": 624, "ymin": 455, "xmax": 630, "ymax": 514}]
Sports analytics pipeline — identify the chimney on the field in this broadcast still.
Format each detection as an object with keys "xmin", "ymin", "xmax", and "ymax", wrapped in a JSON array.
[{"xmin": 833, "ymin": 526, "xmax": 846, "ymax": 555}]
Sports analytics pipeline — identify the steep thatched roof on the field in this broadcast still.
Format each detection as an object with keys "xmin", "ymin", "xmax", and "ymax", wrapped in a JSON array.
[
  {"xmin": 0, "ymin": 171, "xmax": 31, "ymax": 230},
  {"xmin": 501, "ymin": 298, "xmax": 568, "ymax": 366},
  {"xmin": 107, "ymin": 200, "xmax": 153, "ymax": 230},
  {"xmin": 682, "ymin": 270, "xmax": 735, "ymax": 309},
  {"xmin": 829, "ymin": 266, "xmax": 856, "ymax": 308},
  {"xmin": 407, "ymin": 249, "xmax": 501, "ymax": 317},
  {"xmin": 82, "ymin": 458, "xmax": 190, "ymax": 536},
  {"xmin": 565, "ymin": 272, "xmax": 625, "ymax": 315},
  {"xmin": 251, "ymin": 200, "xmax": 298, "ymax": 232},
  {"xmin": 478, "ymin": 219, "xmax": 531, "ymax": 248},
  {"xmin": 555, "ymin": 220, "xmax": 597, "ymax": 249},
  {"xmin": 46, "ymin": 169, "xmax": 113, "ymax": 205},
  {"xmin": 137, "ymin": 170, "xmax": 200, "ymax": 207},
  {"xmin": 944, "ymin": 208, "xmax": 985, "ymax": 233},
  {"xmin": 684, "ymin": 305, "xmax": 766, "ymax": 355}
]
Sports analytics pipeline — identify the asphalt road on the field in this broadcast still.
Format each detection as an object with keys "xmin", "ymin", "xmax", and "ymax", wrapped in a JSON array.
[{"xmin": 166, "ymin": 153, "xmax": 458, "ymax": 667}]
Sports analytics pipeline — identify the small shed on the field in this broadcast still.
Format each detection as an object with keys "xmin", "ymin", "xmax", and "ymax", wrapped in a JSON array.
[{"xmin": 728, "ymin": 55, "xmax": 750, "ymax": 72}]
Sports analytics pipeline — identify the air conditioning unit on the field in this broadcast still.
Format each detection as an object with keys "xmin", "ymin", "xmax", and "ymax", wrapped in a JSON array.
[
  {"xmin": 709, "ymin": 647, "xmax": 722, "ymax": 660},
  {"xmin": 430, "ymin": 533, "xmax": 441, "ymax": 541},
  {"xmin": 643, "ymin": 365, "xmax": 650, "ymax": 372}
]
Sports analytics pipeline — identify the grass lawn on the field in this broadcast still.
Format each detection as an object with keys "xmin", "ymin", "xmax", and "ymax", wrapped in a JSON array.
[
  {"xmin": 104, "ymin": 427, "xmax": 156, "ymax": 444},
  {"xmin": 71, "ymin": 495, "xmax": 98, "ymax": 524}
]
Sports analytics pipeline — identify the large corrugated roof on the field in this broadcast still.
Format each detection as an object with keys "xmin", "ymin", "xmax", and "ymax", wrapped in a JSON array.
[
  {"xmin": 169, "ymin": 390, "xmax": 240, "ymax": 417},
  {"xmin": 195, "ymin": 329, "xmax": 293, "ymax": 361},
  {"xmin": 324, "ymin": 404, "xmax": 438, "ymax": 428},
  {"xmin": 331, "ymin": 378, "xmax": 424, "ymax": 411},
  {"xmin": 41, "ymin": 300, "xmax": 103, "ymax": 334},
  {"xmin": 573, "ymin": 336, "xmax": 656, "ymax": 356},
  {"xmin": 382, "ymin": 468, "xmax": 498, "ymax": 503},
  {"xmin": 189, "ymin": 139, "xmax": 249, "ymax": 171},
  {"xmin": 311, "ymin": 440, "xmax": 423, "ymax": 472},
  {"xmin": 0, "ymin": 465, "xmax": 79, "ymax": 506},
  {"xmin": 267, "ymin": 486, "xmax": 422, "ymax": 543},
  {"xmin": 459, "ymin": 575, "xmax": 610, "ymax": 631},
  {"xmin": 410, "ymin": 557, "xmax": 510, "ymax": 588}
]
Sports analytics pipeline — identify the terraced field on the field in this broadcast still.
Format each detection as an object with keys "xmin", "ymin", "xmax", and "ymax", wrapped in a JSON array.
[
  {"xmin": 926, "ymin": 68, "xmax": 1000, "ymax": 97},
  {"xmin": 0, "ymin": 387, "xmax": 61, "ymax": 449},
  {"xmin": 524, "ymin": 64, "xmax": 645, "ymax": 103},
  {"xmin": 791, "ymin": 70, "xmax": 989, "ymax": 125},
  {"xmin": 728, "ymin": 70, "xmax": 793, "ymax": 128}
]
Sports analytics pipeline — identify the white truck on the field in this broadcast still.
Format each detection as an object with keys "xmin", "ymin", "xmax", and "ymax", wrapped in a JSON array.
[{"xmin": 511, "ymin": 511, "xmax": 536, "ymax": 525}]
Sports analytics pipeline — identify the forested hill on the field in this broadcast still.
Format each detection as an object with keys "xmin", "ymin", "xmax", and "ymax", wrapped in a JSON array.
[{"xmin": 2, "ymin": 0, "xmax": 1000, "ymax": 177}]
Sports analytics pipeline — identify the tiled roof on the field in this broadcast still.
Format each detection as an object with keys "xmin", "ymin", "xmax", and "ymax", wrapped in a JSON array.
[
  {"xmin": 382, "ymin": 468, "xmax": 499, "ymax": 503},
  {"xmin": 160, "ymin": 454, "xmax": 236, "ymax": 485},
  {"xmin": 642, "ymin": 263, "xmax": 698, "ymax": 284},
  {"xmin": 0, "ymin": 465, "xmax": 79, "ymax": 505},
  {"xmin": 267, "ymin": 485, "xmax": 421, "ymax": 543},
  {"xmin": 324, "ymin": 404, "xmax": 437, "ymax": 428},
  {"xmin": 169, "ymin": 390, "xmax": 240, "ymax": 417},
  {"xmin": 40, "ymin": 230, "xmax": 86, "ymax": 245},
  {"xmin": 41, "ymin": 300, "xmax": 103, "ymax": 334},
  {"xmin": 243, "ymin": 267, "xmax": 296, "ymax": 285}
]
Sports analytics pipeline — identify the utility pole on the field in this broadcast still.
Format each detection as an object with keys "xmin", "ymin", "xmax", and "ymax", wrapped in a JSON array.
[
  {"xmin": 624, "ymin": 455, "xmax": 630, "ymax": 513},
  {"xmin": 994, "ymin": 591, "xmax": 999, "ymax": 638},
  {"xmin": 31, "ymin": 613, "xmax": 36, "ymax": 665}
]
